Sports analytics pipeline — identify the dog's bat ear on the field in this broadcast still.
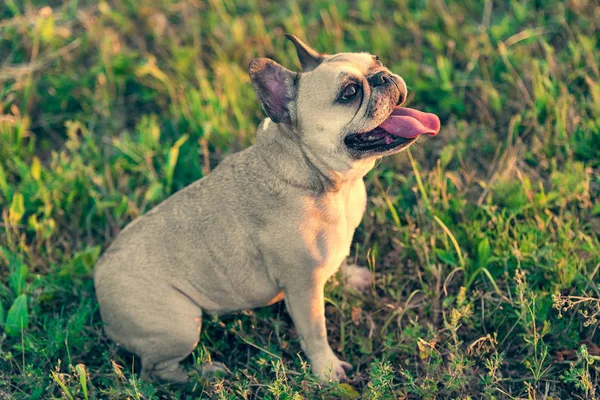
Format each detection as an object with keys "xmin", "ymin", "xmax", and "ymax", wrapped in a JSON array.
[
  {"xmin": 249, "ymin": 58, "xmax": 298, "ymax": 124},
  {"xmin": 285, "ymin": 34, "xmax": 325, "ymax": 72}
]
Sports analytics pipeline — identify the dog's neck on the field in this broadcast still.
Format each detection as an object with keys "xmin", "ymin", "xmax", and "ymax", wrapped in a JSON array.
[{"xmin": 255, "ymin": 119, "xmax": 373, "ymax": 195}]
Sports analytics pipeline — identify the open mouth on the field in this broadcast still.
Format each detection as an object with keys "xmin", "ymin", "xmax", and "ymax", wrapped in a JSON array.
[
  {"xmin": 345, "ymin": 107, "xmax": 441, "ymax": 153},
  {"xmin": 344, "ymin": 127, "xmax": 416, "ymax": 151}
]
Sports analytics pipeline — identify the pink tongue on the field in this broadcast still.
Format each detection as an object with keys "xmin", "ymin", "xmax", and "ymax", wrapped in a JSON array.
[{"xmin": 378, "ymin": 107, "xmax": 441, "ymax": 139}]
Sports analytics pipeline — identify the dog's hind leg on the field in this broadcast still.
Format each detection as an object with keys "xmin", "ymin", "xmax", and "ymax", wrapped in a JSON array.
[
  {"xmin": 104, "ymin": 289, "xmax": 204, "ymax": 383},
  {"xmin": 137, "ymin": 311, "xmax": 203, "ymax": 383}
]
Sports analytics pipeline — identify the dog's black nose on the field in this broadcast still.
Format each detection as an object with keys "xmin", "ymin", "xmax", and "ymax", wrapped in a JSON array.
[{"xmin": 369, "ymin": 71, "xmax": 389, "ymax": 87}]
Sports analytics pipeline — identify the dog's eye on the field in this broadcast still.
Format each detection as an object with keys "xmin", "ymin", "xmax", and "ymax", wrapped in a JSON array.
[
  {"xmin": 341, "ymin": 84, "xmax": 359, "ymax": 100},
  {"xmin": 375, "ymin": 56, "xmax": 383, "ymax": 66}
]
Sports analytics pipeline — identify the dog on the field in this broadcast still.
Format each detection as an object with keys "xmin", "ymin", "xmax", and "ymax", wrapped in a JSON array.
[{"xmin": 94, "ymin": 34, "xmax": 440, "ymax": 383}]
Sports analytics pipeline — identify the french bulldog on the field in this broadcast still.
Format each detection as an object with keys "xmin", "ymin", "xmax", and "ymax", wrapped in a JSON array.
[{"xmin": 94, "ymin": 34, "xmax": 440, "ymax": 383}]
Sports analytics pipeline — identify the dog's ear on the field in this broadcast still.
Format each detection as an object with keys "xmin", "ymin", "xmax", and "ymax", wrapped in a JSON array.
[
  {"xmin": 285, "ymin": 34, "xmax": 325, "ymax": 72},
  {"xmin": 249, "ymin": 58, "xmax": 298, "ymax": 124}
]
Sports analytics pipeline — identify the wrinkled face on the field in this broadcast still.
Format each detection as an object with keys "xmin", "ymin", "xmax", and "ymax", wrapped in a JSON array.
[
  {"xmin": 249, "ymin": 35, "xmax": 439, "ymax": 178},
  {"xmin": 295, "ymin": 53, "xmax": 410, "ymax": 169}
]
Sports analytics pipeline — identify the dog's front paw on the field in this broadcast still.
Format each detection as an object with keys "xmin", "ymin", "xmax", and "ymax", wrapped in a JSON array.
[
  {"xmin": 344, "ymin": 264, "xmax": 372, "ymax": 292},
  {"xmin": 311, "ymin": 354, "xmax": 353, "ymax": 382}
]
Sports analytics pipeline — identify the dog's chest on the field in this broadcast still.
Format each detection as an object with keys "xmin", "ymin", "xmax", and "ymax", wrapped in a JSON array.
[
  {"xmin": 307, "ymin": 179, "xmax": 367, "ymax": 273},
  {"xmin": 327, "ymin": 180, "xmax": 367, "ymax": 235}
]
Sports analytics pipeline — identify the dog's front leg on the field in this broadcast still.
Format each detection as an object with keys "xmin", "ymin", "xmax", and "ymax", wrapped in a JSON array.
[{"xmin": 284, "ymin": 279, "xmax": 352, "ymax": 382}]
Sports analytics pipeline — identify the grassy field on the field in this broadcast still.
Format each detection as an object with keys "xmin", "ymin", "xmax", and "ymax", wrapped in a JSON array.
[{"xmin": 1, "ymin": 0, "xmax": 599, "ymax": 398}]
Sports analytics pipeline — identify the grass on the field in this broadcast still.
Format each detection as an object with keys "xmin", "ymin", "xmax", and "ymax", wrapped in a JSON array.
[{"xmin": 0, "ymin": 0, "xmax": 599, "ymax": 398}]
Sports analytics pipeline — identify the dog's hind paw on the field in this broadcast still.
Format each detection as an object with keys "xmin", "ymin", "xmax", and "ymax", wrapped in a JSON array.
[
  {"xmin": 143, "ymin": 363, "xmax": 190, "ymax": 383},
  {"xmin": 343, "ymin": 264, "xmax": 372, "ymax": 292}
]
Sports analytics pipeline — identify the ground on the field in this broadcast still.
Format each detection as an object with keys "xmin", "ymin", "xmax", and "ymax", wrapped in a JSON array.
[{"xmin": 0, "ymin": 0, "xmax": 599, "ymax": 399}]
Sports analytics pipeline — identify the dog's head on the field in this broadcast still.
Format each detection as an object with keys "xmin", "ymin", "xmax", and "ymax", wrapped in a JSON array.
[{"xmin": 249, "ymin": 34, "xmax": 440, "ymax": 176}]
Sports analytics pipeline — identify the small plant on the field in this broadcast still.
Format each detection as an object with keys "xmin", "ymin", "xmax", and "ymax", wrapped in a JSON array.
[
  {"xmin": 553, "ymin": 292, "xmax": 600, "ymax": 327},
  {"xmin": 560, "ymin": 344, "xmax": 598, "ymax": 400},
  {"xmin": 364, "ymin": 360, "xmax": 396, "ymax": 400},
  {"xmin": 515, "ymin": 269, "xmax": 553, "ymax": 387}
]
